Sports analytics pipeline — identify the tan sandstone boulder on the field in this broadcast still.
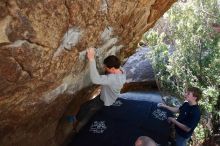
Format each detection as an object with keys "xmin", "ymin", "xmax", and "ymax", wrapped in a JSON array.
[{"xmin": 0, "ymin": 0, "xmax": 176, "ymax": 145}]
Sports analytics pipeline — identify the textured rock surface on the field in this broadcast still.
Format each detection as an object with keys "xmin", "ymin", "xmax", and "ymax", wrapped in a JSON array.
[
  {"xmin": 123, "ymin": 47, "xmax": 154, "ymax": 82},
  {"xmin": 0, "ymin": 0, "xmax": 176, "ymax": 145}
]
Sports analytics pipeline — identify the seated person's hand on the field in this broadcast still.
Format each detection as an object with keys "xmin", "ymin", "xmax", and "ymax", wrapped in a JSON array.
[
  {"xmin": 157, "ymin": 102, "xmax": 165, "ymax": 108},
  {"xmin": 167, "ymin": 117, "xmax": 175, "ymax": 124}
]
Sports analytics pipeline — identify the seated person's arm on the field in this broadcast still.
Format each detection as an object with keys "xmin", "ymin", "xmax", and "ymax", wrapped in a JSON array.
[
  {"xmin": 168, "ymin": 117, "xmax": 191, "ymax": 132},
  {"xmin": 158, "ymin": 103, "xmax": 179, "ymax": 113}
]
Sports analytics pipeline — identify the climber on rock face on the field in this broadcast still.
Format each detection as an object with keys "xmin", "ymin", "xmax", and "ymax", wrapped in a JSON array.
[{"xmin": 73, "ymin": 47, "xmax": 126, "ymax": 132}]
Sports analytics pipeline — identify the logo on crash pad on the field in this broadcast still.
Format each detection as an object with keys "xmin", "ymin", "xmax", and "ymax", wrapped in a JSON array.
[
  {"xmin": 152, "ymin": 109, "xmax": 167, "ymax": 121},
  {"xmin": 89, "ymin": 121, "xmax": 107, "ymax": 134},
  {"xmin": 112, "ymin": 100, "xmax": 123, "ymax": 106}
]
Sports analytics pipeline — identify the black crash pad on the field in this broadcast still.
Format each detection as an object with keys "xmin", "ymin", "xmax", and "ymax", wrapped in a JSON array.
[{"xmin": 69, "ymin": 98, "xmax": 173, "ymax": 146}]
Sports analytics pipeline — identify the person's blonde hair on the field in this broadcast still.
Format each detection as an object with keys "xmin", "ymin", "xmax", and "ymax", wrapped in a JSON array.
[
  {"xmin": 187, "ymin": 87, "xmax": 202, "ymax": 101},
  {"xmin": 135, "ymin": 136, "xmax": 157, "ymax": 146}
]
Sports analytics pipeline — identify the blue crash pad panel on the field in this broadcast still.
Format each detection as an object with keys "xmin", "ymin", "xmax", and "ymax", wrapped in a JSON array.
[{"xmin": 69, "ymin": 98, "xmax": 173, "ymax": 146}]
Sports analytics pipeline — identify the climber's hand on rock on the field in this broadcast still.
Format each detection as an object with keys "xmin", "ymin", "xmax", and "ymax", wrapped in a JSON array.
[{"xmin": 87, "ymin": 47, "xmax": 95, "ymax": 61}]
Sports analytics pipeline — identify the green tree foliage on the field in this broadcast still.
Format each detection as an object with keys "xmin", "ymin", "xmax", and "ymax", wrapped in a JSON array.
[{"xmin": 144, "ymin": 0, "xmax": 220, "ymax": 143}]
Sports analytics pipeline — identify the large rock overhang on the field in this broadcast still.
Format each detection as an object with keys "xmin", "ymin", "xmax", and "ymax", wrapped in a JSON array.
[{"xmin": 0, "ymin": 0, "xmax": 176, "ymax": 145}]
